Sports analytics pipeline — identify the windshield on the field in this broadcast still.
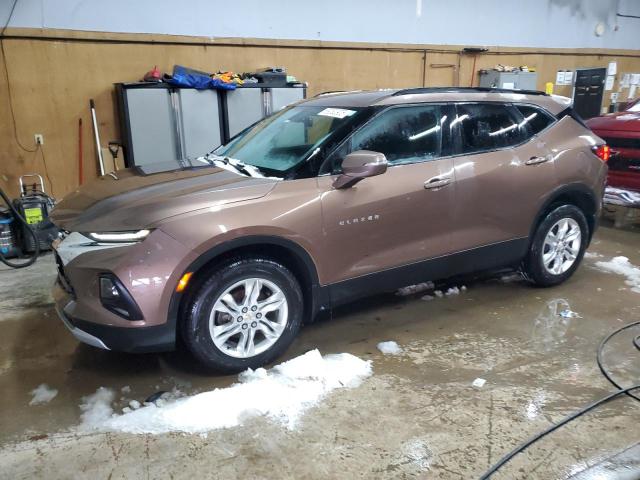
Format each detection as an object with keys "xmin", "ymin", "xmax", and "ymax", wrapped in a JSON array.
[
  {"xmin": 214, "ymin": 105, "xmax": 363, "ymax": 173},
  {"xmin": 627, "ymin": 100, "xmax": 640, "ymax": 112}
]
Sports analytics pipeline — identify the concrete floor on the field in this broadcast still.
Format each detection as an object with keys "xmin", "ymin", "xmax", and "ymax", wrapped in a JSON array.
[{"xmin": 1, "ymin": 215, "xmax": 639, "ymax": 479}]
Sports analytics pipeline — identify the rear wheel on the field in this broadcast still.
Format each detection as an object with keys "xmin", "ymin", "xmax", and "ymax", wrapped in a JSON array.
[
  {"xmin": 523, "ymin": 204, "xmax": 588, "ymax": 287},
  {"xmin": 182, "ymin": 257, "xmax": 303, "ymax": 372}
]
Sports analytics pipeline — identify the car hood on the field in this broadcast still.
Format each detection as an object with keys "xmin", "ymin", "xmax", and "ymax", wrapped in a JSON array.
[
  {"xmin": 586, "ymin": 111, "xmax": 640, "ymax": 133},
  {"xmin": 51, "ymin": 166, "xmax": 279, "ymax": 232}
]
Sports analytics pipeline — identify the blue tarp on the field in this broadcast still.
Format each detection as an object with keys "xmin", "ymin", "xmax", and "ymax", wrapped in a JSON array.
[{"xmin": 168, "ymin": 65, "xmax": 237, "ymax": 90}]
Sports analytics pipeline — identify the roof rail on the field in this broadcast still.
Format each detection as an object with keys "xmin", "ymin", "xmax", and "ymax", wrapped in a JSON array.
[
  {"xmin": 392, "ymin": 87, "xmax": 548, "ymax": 97},
  {"xmin": 314, "ymin": 90, "xmax": 348, "ymax": 97}
]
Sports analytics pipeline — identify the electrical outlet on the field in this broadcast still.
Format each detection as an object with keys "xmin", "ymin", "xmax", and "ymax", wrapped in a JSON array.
[{"xmin": 34, "ymin": 134, "xmax": 44, "ymax": 145}]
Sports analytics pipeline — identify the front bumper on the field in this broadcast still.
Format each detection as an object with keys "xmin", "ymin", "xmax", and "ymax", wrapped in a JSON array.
[
  {"xmin": 50, "ymin": 229, "xmax": 192, "ymax": 353},
  {"xmin": 54, "ymin": 291, "xmax": 110, "ymax": 350},
  {"xmin": 52, "ymin": 280, "xmax": 175, "ymax": 352}
]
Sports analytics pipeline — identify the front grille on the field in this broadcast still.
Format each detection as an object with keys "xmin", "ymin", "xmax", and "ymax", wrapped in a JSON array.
[
  {"xmin": 601, "ymin": 137, "xmax": 640, "ymax": 150},
  {"xmin": 54, "ymin": 251, "xmax": 75, "ymax": 296}
]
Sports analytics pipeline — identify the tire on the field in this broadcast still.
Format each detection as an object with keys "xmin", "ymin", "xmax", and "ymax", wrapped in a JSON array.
[
  {"xmin": 523, "ymin": 204, "xmax": 589, "ymax": 287},
  {"xmin": 181, "ymin": 257, "xmax": 304, "ymax": 373}
]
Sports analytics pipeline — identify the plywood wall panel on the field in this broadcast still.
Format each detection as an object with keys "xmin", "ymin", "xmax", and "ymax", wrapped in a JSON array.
[{"xmin": 0, "ymin": 31, "xmax": 639, "ymax": 198}]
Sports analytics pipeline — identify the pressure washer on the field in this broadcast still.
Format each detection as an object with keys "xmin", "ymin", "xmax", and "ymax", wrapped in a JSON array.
[{"xmin": 0, "ymin": 174, "xmax": 59, "ymax": 269}]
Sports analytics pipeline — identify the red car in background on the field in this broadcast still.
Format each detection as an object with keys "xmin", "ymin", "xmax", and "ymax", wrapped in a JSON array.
[{"xmin": 587, "ymin": 99, "xmax": 640, "ymax": 193}]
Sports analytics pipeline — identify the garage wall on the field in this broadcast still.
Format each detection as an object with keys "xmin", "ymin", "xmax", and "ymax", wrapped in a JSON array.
[
  {"xmin": 3, "ymin": 0, "xmax": 640, "ymax": 50},
  {"xmin": 1, "ymin": 29, "xmax": 640, "ymax": 198}
]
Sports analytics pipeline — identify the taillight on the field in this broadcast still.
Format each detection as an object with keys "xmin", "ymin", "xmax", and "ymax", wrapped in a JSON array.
[{"xmin": 592, "ymin": 144, "xmax": 610, "ymax": 162}]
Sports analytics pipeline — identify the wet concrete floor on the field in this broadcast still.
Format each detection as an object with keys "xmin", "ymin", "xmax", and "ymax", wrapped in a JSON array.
[{"xmin": 1, "ymin": 217, "xmax": 639, "ymax": 479}]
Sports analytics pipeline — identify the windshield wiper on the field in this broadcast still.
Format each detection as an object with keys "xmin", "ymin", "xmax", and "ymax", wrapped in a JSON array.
[
  {"xmin": 227, "ymin": 158, "xmax": 267, "ymax": 178},
  {"xmin": 199, "ymin": 154, "xmax": 243, "ymax": 175},
  {"xmin": 201, "ymin": 153, "xmax": 265, "ymax": 178}
]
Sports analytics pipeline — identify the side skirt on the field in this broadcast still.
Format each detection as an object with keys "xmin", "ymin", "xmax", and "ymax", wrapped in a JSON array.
[{"xmin": 326, "ymin": 238, "xmax": 529, "ymax": 307}]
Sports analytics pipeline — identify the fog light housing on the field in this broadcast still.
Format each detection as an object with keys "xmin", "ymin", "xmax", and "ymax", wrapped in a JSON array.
[{"xmin": 99, "ymin": 274, "xmax": 143, "ymax": 320}]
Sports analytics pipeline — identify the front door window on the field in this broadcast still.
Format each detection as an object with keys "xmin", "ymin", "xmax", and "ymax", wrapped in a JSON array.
[{"xmin": 321, "ymin": 104, "xmax": 451, "ymax": 174}]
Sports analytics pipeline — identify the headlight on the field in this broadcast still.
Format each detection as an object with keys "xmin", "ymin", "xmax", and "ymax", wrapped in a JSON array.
[{"xmin": 85, "ymin": 229, "xmax": 152, "ymax": 243}]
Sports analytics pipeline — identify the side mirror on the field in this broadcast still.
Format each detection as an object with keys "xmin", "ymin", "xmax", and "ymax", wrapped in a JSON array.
[{"xmin": 333, "ymin": 150, "xmax": 388, "ymax": 189}]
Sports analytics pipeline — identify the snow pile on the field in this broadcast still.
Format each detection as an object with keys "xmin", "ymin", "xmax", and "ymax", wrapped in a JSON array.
[
  {"xmin": 80, "ymin": 387, "xmax": 115, "ymax": 425},
  {"xmin": 558, "ymin": 309, "xmax": 581, "ymax": 319},
  {"xmin": 445, "ymin": 286, "xmax": 466, "ymax": 296},
  {"xmin": 471, "ymin": 378, "xmax": 486, "ymax": 389},
  {"xmin": 500, "ymin": 273, "xmax": 523, "ymax": 283},
  {"xmin": 79, "ymin": 350, "xmax": 371, "ymax": 434},
  {"xmin": 420, "ymin": 285, "xmax": 467, "ymax": 300},
  {"xmin": 29, "ymin": 384, "xmax": 58, "ymax": 405},
  {"xmin": 377, "ymin": 341, "xmax": 402, "ymax": 355},
  {"xmin": 396, "ymin": 282, "xmax": 434, "ymax": 296},
  {"xmin": 595, "ymin": 256, "xmax": 640, "ymax": 293},
  {"xmin": 401, "ymin": 438, "xmax": 433, "ymax": 471}
]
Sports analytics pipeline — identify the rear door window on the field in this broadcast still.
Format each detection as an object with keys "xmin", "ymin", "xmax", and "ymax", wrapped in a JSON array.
[
  {"xmin": 515, "ymin": 105, "xmax": 556, "ymax": 135},
  {"xmin": 454, "ymin": 103, "xmax": 527, "ymax": 155}
]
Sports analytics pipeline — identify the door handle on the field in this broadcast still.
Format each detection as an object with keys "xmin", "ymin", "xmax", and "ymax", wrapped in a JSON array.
[
  {"xmin": 424, "ymin": 176, "xmax": 452, "ymax": 190},
  {"xmin": 525, "ymin": 155, "xmax": 551, "ymax": 166}
]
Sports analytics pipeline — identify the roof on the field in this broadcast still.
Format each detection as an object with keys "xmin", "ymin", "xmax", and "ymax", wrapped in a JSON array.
[
  {"xmin": 303, "ymin": 90, "xmax": 397, "ymax": 107},
  {"xmin": 302, "ymin": 87, "xmax": 569, "ymax": 115}
]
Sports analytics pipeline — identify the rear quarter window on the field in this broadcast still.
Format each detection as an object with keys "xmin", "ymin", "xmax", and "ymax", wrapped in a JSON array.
[{"xmin": 516, "ymin": 105, "xmax": 556, "ymax": 135}]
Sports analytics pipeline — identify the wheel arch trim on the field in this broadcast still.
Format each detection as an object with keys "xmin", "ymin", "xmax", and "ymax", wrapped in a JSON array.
[
  {"xmin": 529, "ymin": 183, "xmax": 599, "ymax": 243},
  {"xmin": 167, "ymin": 235, "xmax": 329, "ymax": 340}
]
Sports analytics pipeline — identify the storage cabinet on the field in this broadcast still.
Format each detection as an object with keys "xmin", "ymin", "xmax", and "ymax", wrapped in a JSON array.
[
  {"xmin": 116, "ymin": 83, "xmax": 306, "ymax": 168},
  {"xmin": 178, "ymin": 89, "xmax": 223, "ymax": 161},
  {"xmin": 123, "ymin": 87, "xmax": 181, "ymax": 167},
  {"xmin": 478, "ymin": 71, "xmax": 538, "ymax": 91},
  {"xmin": 225, "ymin": 88, "xmax": 264, "ymax": 138}
]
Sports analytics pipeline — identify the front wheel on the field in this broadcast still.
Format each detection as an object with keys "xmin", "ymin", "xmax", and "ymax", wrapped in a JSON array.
[
  {"xmin": 523, "ymin": 204, "xmax": 589, "ymax": 287},
  {"xmin": 181, "ymin": 257, "xmax": 303, "ymax": 372}
]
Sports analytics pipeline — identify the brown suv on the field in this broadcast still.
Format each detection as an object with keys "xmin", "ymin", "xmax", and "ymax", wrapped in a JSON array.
[{"xmin": 51, "ymin": 87, "xmax": 608, "ymax": 372}]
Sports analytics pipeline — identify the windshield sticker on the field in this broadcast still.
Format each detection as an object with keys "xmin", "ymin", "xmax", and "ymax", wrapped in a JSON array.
[{"xmin": 318, "ymin": 108, "xmax": 356, "ymax": 119}]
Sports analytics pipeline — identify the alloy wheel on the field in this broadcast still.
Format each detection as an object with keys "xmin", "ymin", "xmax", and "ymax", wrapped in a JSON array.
[
  {"xmin": 208, "ymin": 278, "xmax": 288, "ymax": 358},
  {"xmin": 542, "ymin": 218, "xmax": 582, "ymax": 275}
]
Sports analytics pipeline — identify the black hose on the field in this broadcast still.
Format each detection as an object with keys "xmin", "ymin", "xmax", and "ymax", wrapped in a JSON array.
[
  {"xmin": 479, "ymin": 384, "xmax": 640, "ymax": 480},
  {"xmin": 480, "ymin": 320, "xmax": 640, "ymax": 479},
  {"xmin": 0, "ymin": 186, "xmax": 40, "ymax": 268},
  {"xmin": 597, "ymin": 320, "xmax": 640, "ymax": 402}
]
